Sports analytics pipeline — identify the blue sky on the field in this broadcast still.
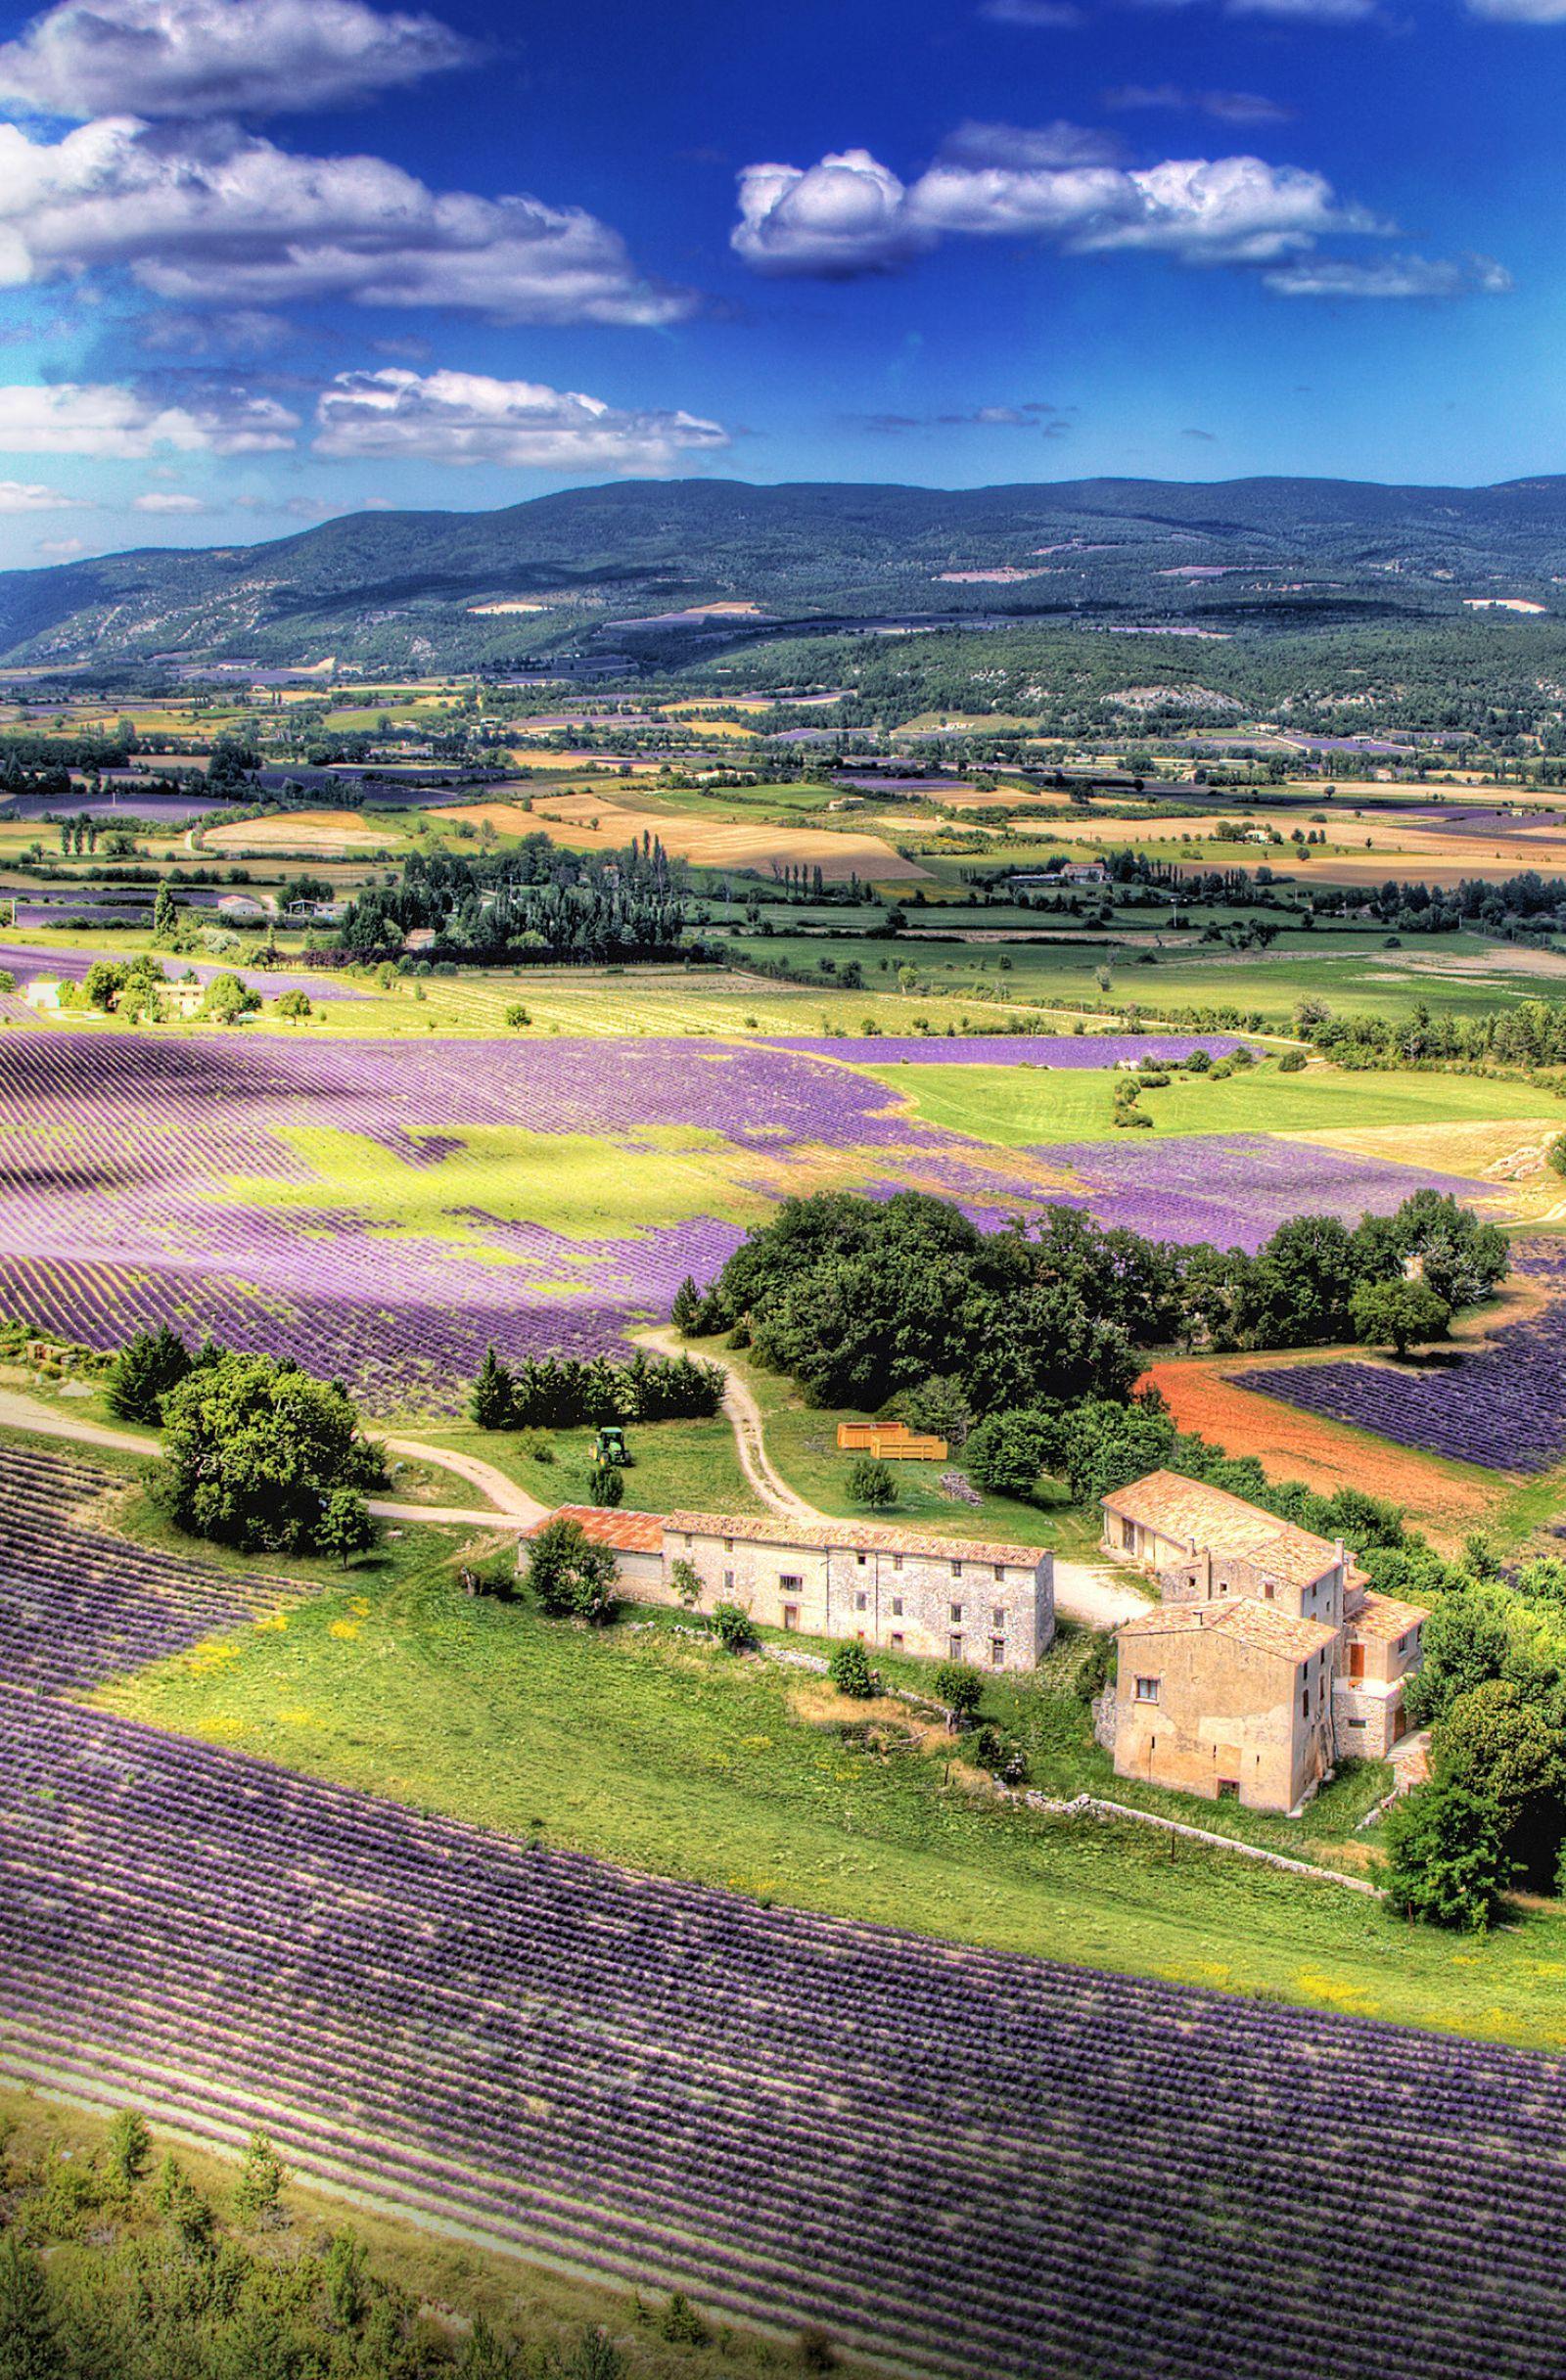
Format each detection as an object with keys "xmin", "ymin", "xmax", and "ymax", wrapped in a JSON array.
[{"xmin": 0, "ymin": 0, "xmax": 1558, "ymax": 564}]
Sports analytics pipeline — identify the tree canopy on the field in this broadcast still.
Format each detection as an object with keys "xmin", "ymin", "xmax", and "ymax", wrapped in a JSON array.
[{"xmin": 155, "ymin": 1352, "xmax": 385, "ymax": 1555}]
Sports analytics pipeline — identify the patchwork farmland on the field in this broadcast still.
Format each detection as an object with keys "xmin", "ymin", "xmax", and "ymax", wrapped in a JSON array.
[{"xmin": 0, "ymin": 1028, "xmax": 1527, "ymax": 1415}]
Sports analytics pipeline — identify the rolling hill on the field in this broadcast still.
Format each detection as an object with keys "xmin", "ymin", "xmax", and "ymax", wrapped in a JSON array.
[{"xmin": 4, "ymin": 474, "xmax": 1566, "ymax": 672}]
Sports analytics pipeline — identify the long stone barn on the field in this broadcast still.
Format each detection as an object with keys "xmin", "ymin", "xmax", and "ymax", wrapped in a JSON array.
[{"xmin": 522, "ymin": 1506, "xmax": 1055, "ymax": 1671}]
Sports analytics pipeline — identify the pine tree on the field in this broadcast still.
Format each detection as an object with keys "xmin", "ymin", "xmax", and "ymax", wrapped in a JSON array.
[
  {"xmin": 670, "ymin": 1275, "xmax": 702, "ymax": 1337},
  {"xmin": 233, "ymin": 2128, "xmax": 286, "ymax": 2224},
  {"xmin": 105, "ymin": 1324, "xmax": 192, "ymax": 1424},
  {"xmin": 469, "ymin": 1346, "xmax": 515, "ymax": 1430}
]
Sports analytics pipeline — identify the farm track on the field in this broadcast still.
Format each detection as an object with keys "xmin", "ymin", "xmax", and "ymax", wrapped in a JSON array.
[
  {"xmin": 634, "ymin": 1329, "xmax": 1144, "ymax": 1626},
  {"xmin": 7, "ymin": 1683, "xmax": 1566, "ymax": 2380}
]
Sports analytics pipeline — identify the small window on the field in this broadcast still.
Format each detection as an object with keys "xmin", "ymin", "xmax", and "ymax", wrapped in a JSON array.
[
  {"xmin": 722, "ymin": 1569, "xmax": 734, "ymax": 1591},
  {"xmin": 1134, "ymin": 1675, "xmax": 1160, "ymax": 1704},
  {"xmin": 782, "ymin": 1604, "xmax": 799, "ymax": 1631},
  {"xmin": 779, "ymin": 1572, "xmax": 803, "ymax": 1592},
  {"xmin": 1301, "ymin": 1689, "xmax": 1310, "ymax": 1718},
  {"xmin": 990, "ymin": 1637, "xmax": 1005, "ymax": 1669},
  {"xmin": 856, "ymin": 1551, "xmax": 866, "ymax": 1567},
  {"xmin": 723, "ymin": 1537, "xmax": 733, "ymax": 1553},
  {"xmin": 950, "ymin": 1560, "xmax": 963, "ymax": 1578},
  {"xmin": 1264, "ymin": 1583, "xmax": 1274, "ymax": 1601},
  {"xmin": 991, "ymin": 1607, "xmax": 1006, "ymax": 1628},
  {"xmin": 890, "ymin": 1631, "xmax": 903, "ymax": 1651},
  {"xmin": 1397, "ymin": 1633, "xmax": 1407, "ymax": 1655},
  {"xmin": 1347, "ymin": 1716, "xmax": 1366, "ymax": 1730},
  {"xmin": 891, "ymin": 1596, "xmax": 902, "ymax": 1618},
  {"xmin": 949, "ymin": 1602, "xmax": 963, "ymax": 1625},
  {"xmin": 854, "ymin": 1591, "xmax": 867, "ymax": 1613},
  {"xmin": 893, "ymin": 1553, "xmax": 903, "ymax": 1572},
  {"xmin": 948, "ymin": 1634, "xmax": 963, "ymax": 1662}
]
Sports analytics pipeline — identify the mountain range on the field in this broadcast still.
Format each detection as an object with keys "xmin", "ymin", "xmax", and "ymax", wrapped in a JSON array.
[{"xmin": 7, "ymin": 475, "xmax": 1566, "ymax": 674}]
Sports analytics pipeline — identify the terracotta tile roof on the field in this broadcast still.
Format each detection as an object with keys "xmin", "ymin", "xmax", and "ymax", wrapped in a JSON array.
[
  {"xmin": 1119, "ymin": 1597, "xmax": 1337, "ymax": 1665},
  {"xmin": 1102, "ymin": 1469, "xmax": 1342, "ymax": 1590},
  {"xmin": 664, "ymin": 1509, "xmax": 1047, "ymax": 1571},
  {"xmin": 530, "ymin": 1505, "xmax": 666, "ymax": 1553},
  {"xmin": 1347, "ymin": 1589, "xmax": 1430, "ymax": 1642}
]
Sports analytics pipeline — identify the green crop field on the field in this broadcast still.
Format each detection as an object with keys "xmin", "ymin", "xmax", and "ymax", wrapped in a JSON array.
[{"xmin": 872, "ymin": 1056, "xmax": 1561, "ymax": 1148}]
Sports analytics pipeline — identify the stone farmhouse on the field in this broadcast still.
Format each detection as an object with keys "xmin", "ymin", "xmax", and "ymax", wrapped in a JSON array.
[
  {"xmin": 1099, "ymin": 1470, "xmax": 1428, "ymax": 1813},
  {"xmin": 524, "ymin": 1506, "xmax": 1054, "ymax": 1671}
]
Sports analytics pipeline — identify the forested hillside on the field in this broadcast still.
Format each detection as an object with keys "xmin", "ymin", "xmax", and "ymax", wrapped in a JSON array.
[{"xmin": 5, "ymin": 475, "xmax": 1566, "ymax": 672}]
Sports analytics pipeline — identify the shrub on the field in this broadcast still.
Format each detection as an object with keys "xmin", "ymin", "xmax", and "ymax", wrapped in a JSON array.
[
  {"xmin": 965, "ymin": 1407, "xmax": 1052, "ymax": 1499},
  {"xmin": 848, "ymin": 1455, "xmax": 897, "ymax": 1509},
  {"xmin": 275, "ymin": 987, "xmax": 311, "ymax": 1019},
  {"xmin": 526, "ymin": 1518, "xmax": 620, "ymax": 1625},
  {"xmin": 933, "ymin": 1661, "xmax": 983, "ymax": 1721},
  {"xmin": 1278, "ymin": 1049, "xmax": 1308, "ymax": 1074},
  {"xmin": 587, "ymin": 1459, "xmax": 624, "ymax": 1508},
  {"xmin": 710, "ymin": 1601, "xmax": 755, "ymax": 1653},
  {"xmin": 670, "ymin": 1556, "xmax": 702, "ymax": 1609},
  {"xmin": 1184, "ymin": 1048, "xmax": 1212, "ymax": 1073},
  {"xmin": 827, "ymin": 1640, "xmax": 875, "ymax": 1698},
  {"xmin": 316, "ymin": 1488, "xmax": 380, "ymax": 1570},
  {"xmin": 971, "ymin": 1723, "xmax": 1026, "ymax": 1782},
  {"xmin": 1378, "ymin": 1779, "xmax": 1513, "ymax": 1932},
  {"xmin": 503, "ymin": 1002, "xmax": 531, "ymax": 1029}
]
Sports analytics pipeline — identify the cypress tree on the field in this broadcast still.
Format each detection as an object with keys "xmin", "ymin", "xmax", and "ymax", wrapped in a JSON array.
[{"xmin": 470, "ymin": 1346, "xmax": 515, "ymax": 1430}]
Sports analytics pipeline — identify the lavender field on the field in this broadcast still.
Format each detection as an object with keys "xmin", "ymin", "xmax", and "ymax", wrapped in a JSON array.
[
  {"xmin": 0, "ymin": 1441, "xmax": 293, "ymax": 1693},
  {"xmin": 0, "ymin": 1032, "xmax": 1520, "ymax": 1414},
  {"xmin": 1228, "ymin": 1241, "xmax": 1566, "ymax": 1474},
  {"xmin": 1036, "ymin": 1133, "xmax": 1497, "ymax": 1256},
  {"xmin": 7, "ymin": 1684, "xmax": 1566, "ymax": 2380},
  {"xmin": 767, "ymin": 1032, "xmax": 1251, "ymax": 1067}
]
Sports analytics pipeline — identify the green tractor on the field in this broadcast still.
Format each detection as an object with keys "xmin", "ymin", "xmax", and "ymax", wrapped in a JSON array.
[{"xmin": 594, "ymin": 1424, "xmax": 629, "ymax": 1468}]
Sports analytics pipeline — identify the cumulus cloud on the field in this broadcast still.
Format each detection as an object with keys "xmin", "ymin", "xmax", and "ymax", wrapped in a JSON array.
[
  {"xmin": 0, "ymin": 0, "xmax": 473, "ymax": 120},
  {"xmin": 1103, "ymin": 84, "xmax": 1294, "ymax": 123},
  {"xmin": 1263, "ymin": 252, "xmax": 1513, "ymax": 298},
  {"xmin": 35, "ymin": 533, "xmax": 87, "ymax": 553},
  {"xmin": 131, "ymin": 485, "xmax": 209, "ymax": 507},
  {"xmin": 0, "ymin": 379, "xmax": 298, "ymax": 453},
  {"xmin": 312, "ymin": 368, "xmax": 730, "ymax": 472},
  {"xmin": 0, "ymin": 114, "xmax": 689, "ymax": 325},
  {"xmin": 732, "ymin": 151, "xmax": 926, "ymax": 277},
  {"xmin": 734, "ymin": 133, "xmax": 1381, "ymax": 275},
  {"xmin": 0, "ymin": 475, "xmax": 87, "ymax": 505}
]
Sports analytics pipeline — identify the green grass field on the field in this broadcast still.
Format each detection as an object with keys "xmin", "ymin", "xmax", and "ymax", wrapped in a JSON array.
[
  {"xmin": 92, "ymin": 1551, "xmax": 1566, "ymax": 2052},
  {"xmin": 872, "ymin": 1056, "xmax": 1559, "ymax": 1148}
]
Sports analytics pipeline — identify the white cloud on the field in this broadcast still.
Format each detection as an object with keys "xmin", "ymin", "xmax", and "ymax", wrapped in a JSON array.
[
  {"xmin": 0, "ymin": 0, "xmax": 473, "ymax": 120},
  {"xmin": 978, "ymin": 0, "xmax": 1085, "ymax": 23},
  {"xmin": 0, "ymin": 475, "xmax": 87, "ymax": 507},
  {"xmin": 0, "ymin": 114, "xmax": 688, "ymax": 325},
  {"xmin": 1264, "ymin": 252, "xmax": 1514, "ymax": 298},
  {"xmin": 35, "ymin": 533, "xmax": 87, "ymax": 553},
  {"xmin": 1466, "ymin": 0, "xmax": 1566, "ymax": 17},
  {"xmin": 732, "ymin": 151, "xmax": 925, "ymax": 277},
  {"xmin": 1223, "ymin": 0, "xmax": 1378, "ymax": 16},
  {"xmin": 734, "ymin": 135, "xmax": 1380, "ymax": 274},
  {"xmin": 312, "ymin": 368, "xmax": 731, "ymax": 472},
  {"xmin": 1103, "ymin": 84, "xmax": 1293, "ymax": 123},
  {"xmin": 132, "ymin": 486, "xmax": 209, "ymax": 508},
  {"xmin": 0, "ymin": 379, "xmax": 298, "ymax": 453}
]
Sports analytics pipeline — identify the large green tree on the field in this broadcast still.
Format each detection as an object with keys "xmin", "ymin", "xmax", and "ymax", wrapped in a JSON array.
[{"xmin": 156, "ymin": 1353, "xmax": 385, "ymax": 1555}]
